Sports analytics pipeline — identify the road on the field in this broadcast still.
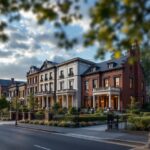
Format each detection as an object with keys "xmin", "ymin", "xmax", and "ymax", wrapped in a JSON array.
[{"xmin": 0, "ymin": 125, "xmax": 131, "ymax": 150}]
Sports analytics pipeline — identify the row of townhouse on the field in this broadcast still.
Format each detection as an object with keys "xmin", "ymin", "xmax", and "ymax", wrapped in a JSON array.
[
  {"xmin": 2, "ymin": 44, "xmax": 146, "ymax": 111},
  {"xmin": 25, "ymin": 44, "xmax": 146, "ymax": 111}
]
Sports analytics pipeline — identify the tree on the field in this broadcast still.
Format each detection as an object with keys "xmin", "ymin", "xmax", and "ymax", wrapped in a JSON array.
[
  {"xmin": 27, "ymin": 93, "xmax": 35, "ymax": 111},
  {"xmin": 0, "ymin": 97, "xmax": 9, "ymax": 111},
  {"xmin": 0, "ymin": 0, "xmax": 149, "ymax": 59},
  {"xmin": 0, "ymin": 97, "xmax": 9, "ymax": 119}
]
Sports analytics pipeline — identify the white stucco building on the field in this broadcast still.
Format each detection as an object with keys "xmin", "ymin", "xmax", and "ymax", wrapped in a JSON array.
[{"xmin": 56, "ymin": 58, "xmax": 94, "ymax": 108}]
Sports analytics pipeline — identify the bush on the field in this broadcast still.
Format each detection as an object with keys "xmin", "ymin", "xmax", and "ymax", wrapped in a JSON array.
[
  {"xmin": 128, "ymin": 116, "xmax": 150, "ymax": 131},
  {"xmin": 34, "ymin": 111, "xmax": 44, "ymax": 120},
  {"xmin": 68, "ymin": 107, "xmax": 78, "ymax": 115},
  {"xmin": 64, "ymin": 115, "xmax": 106, "ymax": 122}
]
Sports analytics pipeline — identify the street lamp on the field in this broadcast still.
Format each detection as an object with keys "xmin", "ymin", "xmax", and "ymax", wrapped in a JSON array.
[{"xmin": 15, "ymin": 96, "xmax": 18, "ymax": 126}]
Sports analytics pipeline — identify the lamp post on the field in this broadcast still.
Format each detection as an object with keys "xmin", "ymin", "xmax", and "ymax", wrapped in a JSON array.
[
  {"xmin": 15, "ymin": 89, "xmax": 19, "ymax": 126},
  {"xmin": 15, "ymin": 96, "xmax": 18, "ymax": 126}
]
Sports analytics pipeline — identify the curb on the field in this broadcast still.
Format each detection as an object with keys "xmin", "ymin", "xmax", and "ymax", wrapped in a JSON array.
[{"xmin": 15, "ymin": 124, "xmax": 146, "ymax": 148}]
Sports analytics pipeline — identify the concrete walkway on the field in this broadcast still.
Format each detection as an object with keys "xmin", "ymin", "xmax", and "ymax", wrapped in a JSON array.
[{"xmin": 15, "ymin": 123, "xmax": 148, "ymax": 144}]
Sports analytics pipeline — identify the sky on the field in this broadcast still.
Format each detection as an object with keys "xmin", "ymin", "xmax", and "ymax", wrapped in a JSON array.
[{"xmin": 0, "ymin": 1, "xmax": 111, "ymax": 81}]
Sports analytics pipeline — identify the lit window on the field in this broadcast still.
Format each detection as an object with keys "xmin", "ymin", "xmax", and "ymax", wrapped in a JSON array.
[
  {"xmin": 114, "ymin": 77, "xmax": 120, "ymax": 87},
  {"xmin": 85, "ymin": 81, "xmax": 89, "ymax": 90},
  {"xmin": 108, "ymin": 63, "xmax": 114, "ymax": 69},
  {"xmin": 129, "ymin": 77, "xmax": 133, "ymax": 88},
  {"xmin": 104, "ymin": 79, "xmax": 109, "ymax": 87}
]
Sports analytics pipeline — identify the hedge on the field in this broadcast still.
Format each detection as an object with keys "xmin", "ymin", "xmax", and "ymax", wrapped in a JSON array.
[
  {"xmin": 128, "ymin": 116, "xmax": 150, "ymax": 131},
  {"xmin": 64, "ymin": 115, "xmax": 107, "ymax": 122}
]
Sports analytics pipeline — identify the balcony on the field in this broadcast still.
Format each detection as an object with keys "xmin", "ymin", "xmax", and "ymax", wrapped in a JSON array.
[
  {"xmin": 35, "ymin": 90, "xmax": 54, "ymax": 96},
  {"xmin": 40, "ymin": 79, "xmax": 43, "ymax": 82},
  {"xmin": 56, "ymin": 89, "xmax": 76, "ymax": 95},
  {"xmin": 49, "ymin": 76, "xmax": 53, "ymax": 80},
  {"xmin": 45, "ymin": 78, "xmax": 48, "ymax": 81},
  {"xmin": 68, "ymin": 72, "xmax": 74, "ymax": 77},
  {"xmin": 59, "ymin": 75, "xmax": 64, "ymax": 79},
  {"xmin": 93, "ymin": 87, "xmax": 120, "ymax": 95}
]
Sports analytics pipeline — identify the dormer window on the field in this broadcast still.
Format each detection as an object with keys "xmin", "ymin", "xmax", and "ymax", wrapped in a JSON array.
[
  {"xmin": 108, "ymin": 62, "xmax": 116, "ymax": 69},
  {"xmin": 108, "ymin": 63, "xmax": 114, "ymax": 69}
]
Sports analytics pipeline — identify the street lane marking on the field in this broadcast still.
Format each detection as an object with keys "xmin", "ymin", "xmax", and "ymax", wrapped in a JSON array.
[{"xmin": 34, "ymin": 145, "xmax": 51, "ymax": 150}]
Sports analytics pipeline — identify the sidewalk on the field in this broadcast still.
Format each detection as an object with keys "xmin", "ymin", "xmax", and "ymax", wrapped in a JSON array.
[{"xmin": 15, "ymin": 123, "xmax": 148, "ymax": 145}]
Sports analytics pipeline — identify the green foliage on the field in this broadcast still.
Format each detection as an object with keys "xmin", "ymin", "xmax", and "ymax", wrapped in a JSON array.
[
  {"xmin": 127, "ymin": 97, "xmax": 140, "ymax": 114},
  {"xmin": 0, "ymin": 97, "xmax": 9, "ymax": 111},
  {"xmin": 141, "ymin": 46, "xmax": 150, "ymax": 89},
  {"xmin": 128, "ymin": 116, "xmax": 150, "ymax": 131},
  {"xmin": 68, "ymin": 107, "xmax": 78, "ymax": 115},
  {"xmin": 28, "ymin": 93, "xmax": 35, "ymax": 111},
  {"xmin": 52, "ymin": 102, "xmax": 60, "ymax": 113},
  {"xmin": 0, "ymin": 0, "xmax": 149, "ymax": 59}
]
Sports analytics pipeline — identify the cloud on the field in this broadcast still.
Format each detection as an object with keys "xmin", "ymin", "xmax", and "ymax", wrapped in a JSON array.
[{"xmin": 0, "ymin": 2, "xmax": 98, "ymax": 80}]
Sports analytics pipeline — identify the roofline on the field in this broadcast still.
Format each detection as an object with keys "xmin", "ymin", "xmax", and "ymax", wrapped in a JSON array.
[{"xmin": 56, "ymin": 57, "xmax": 95, "ymax": 67}]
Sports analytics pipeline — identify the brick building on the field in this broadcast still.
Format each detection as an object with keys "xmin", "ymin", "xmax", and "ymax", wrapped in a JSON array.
[{"xmin": 81, "ymin": 46, "xmax": 146, "ymax": 111}]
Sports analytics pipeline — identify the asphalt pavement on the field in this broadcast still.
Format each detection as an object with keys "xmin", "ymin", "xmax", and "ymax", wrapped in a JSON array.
[{"xmin": 0, "ymin": 125, "xmax": 131, "ymax": 150}]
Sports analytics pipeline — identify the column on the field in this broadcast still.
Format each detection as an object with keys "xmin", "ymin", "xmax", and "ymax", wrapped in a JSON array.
[
  {"xmin": 46, "ymin": 96, "xmax": 49, "ymax": 110},
  {"xmin": 93, "ymin": 95, "xmax": 95, "ymax": 108},
  {"xmin": 56, "ymin": 95, "xmax": 58, "ymax": 103},
  {"xmin": 62, "ymin": 95, "xmax": 64, "ymax": 107},
  {"xmin": 72, "ymin": 95, "xmax": 74, "ymax": 107},
  {"xmin": 118, "ymin": 95, "xmax": 120, "ymax": 111},
  {"xmin": 42, "ymin": 97, "xmax": 44, "ymax": 108},
  {"xmin": 66, "ymin": 95, "xmax": 68, "ymax": 108},
  {"xmin": 109, "ymin": 92, "xmax": 111, "ymax": 108}
]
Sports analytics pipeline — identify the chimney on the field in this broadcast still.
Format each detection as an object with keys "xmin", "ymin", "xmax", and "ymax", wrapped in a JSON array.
[
  {"xmin": 127, "ymin": 39, "xmax": 140, "ymax": 62},
  {"xmin": 11, "ymin": 78, "xmax": 14, "ymax": 84}
]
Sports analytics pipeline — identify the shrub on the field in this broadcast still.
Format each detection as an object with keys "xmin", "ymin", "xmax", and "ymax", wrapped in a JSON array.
[
  {"xmin": 68, "ymin": 107, "xmax": 78, "ymax": 115},
  {"xmin": 128, "ymin": 116, "xmax": 150, "ymax": 131},
  {"xmin": 34, "ymin": 111, "xmax": 44, "ymax": 120}
]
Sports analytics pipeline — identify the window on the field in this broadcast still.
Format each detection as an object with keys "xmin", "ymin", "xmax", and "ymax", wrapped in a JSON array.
[
  {"xmin": 40, "ymin": 84, "xmax": 43, "ymax": 92},
  {"xmin": 68, "ymin": 68, "xmax": 74, "ymax": 76},
  {"xmin": 108, "ymin": 63, "xmax": 114, "ymax": 69},
  {"xmin": 49, "ymin": 82, "xmax": 53, "ymax": 91},
  {"xmin": 60, "ymin": 81, "xmax": 64, "ymax": 90},
  {"xmin": 93, "ymin": 79, "xmax": 98, "ymax": 88},
  {"xmin": 49, "ymin": 72, "xmax": 53, "ymax": 79},
  {"xmin": 35, "ymin": 76, "xmax": 37, "ymax": 83},
  {"xmin": 129, "ymin": 77, "xmax": 133, "ymax": 88},
  {"xmin": 41, "ymin": 75, "xmax": 43, "ymax": 81},
  {"xmin": 104, "ymin": 78, "xmax": 109, "ymax": 87},
  {"xmin": 60, "ymin": 70, "xmax": 64, "ymax": 78},
  {"xmin": 35, "ymin": 86, "xmax": 37, "ymax": 93},
  {"xmin": 45, "ymin": 74, "xmax": 48, "ymax": 81},
  {"xmin": 45, "ymin": 83, "xmax": 48, "ymax": 91},
  {"xmin": 114, "ymin": 77, "xmax": 120, "ymax": 87},
  {"xmin": 85, "ymin": 81, "xmax": 89, "ymax": 90},
  {"xmin": 69, "ymin": 80, "xmax": 74, "ymax": 89},
  {"xmin": 141, "ymin": 81, "xmax": 144, "ymax": 90}
]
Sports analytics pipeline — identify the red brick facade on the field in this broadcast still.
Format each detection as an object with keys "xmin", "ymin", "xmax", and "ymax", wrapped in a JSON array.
[{"xmin": 81, "ymin": 48, "xmax": 146, "ymax": 111}]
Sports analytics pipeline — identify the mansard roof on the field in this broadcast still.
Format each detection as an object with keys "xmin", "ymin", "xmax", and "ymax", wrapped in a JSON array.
[
  {"xmin": 0, "ymin": 79, "xmax": 12, "ymax": 86},
  {"xmin": 27, "ymin": 65, "xmax": 40, "ymax": 76},
  {"xmin": 83, "ymin": 56, "xmax": 128, "ymax": 75},
  {"xmin": 57, "ymin": 57, "xmax": 95, "ymax": 67}
]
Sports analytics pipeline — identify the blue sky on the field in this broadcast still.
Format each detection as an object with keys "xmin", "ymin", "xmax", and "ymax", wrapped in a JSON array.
[{"xmin": 0, "ymin": 0, "xmax": 111, "ymax": 80}]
